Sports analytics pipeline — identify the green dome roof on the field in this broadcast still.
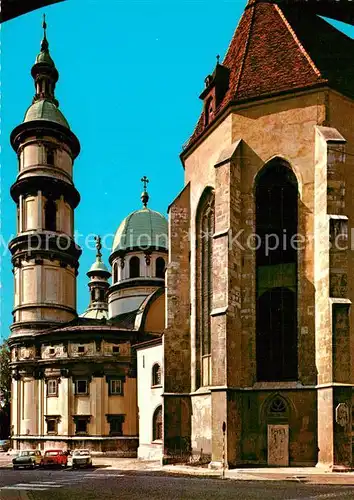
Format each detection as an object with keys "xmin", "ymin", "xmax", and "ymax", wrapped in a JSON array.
[
  {"xmin": 80, "ymin": 308, "xmax": 109, "ymax": 320},
  {"xmin": 35, "ymin": 51, "xmax": 54, "ymax": 65},
  {"xmin": 24, "ymin": 99, "xmax": 70, "ymax": 129},
  {"xmin": 89, "ymin": 260, "xmax": 110, "ymax": 274},
  {"xmin": 87, "ymin": 259, "xmax": 111, "ymax": 278},
  {"xmin": 112, "ymin": 207, "xmax": 168, "ymax": 253}
]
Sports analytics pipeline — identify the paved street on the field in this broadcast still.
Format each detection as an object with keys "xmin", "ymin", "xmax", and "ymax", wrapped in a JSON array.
[{"xmin": 1, "ymin": 454, "xmax": 354, "ymax": 499}]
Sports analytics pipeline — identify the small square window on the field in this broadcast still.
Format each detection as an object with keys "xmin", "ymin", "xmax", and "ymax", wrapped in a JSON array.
[
  {"xmin": 112, "ymin": 345, "xmax": 120, "ymax": 354},
  {"xmin": 49, "ymin": 348, "xmax": 55, "ymax": 355},
  {"xmin": 78, "ymin": 346, "xmax": 85, "ymax": 354},
  {"xmin": 108, "ymin": 416, "xmax": 124, "ymax": 436},
  {"xmin": 75, "ymin": 380, "xmax": 88, "ymax": 395},
  {"xmin": 109, "ymin": 379, "xmax": 123, "ymax": 396},
  {"xmin": 47, "ymin": 379, "xmax": 58, "ymax": 397},
  {"xmin": 47, "ymin": 419, "xmax": 57, "ymax": 434},
  {"xmin": 75, "ymin": 419, "xmax": 88, "ymax": 434}
]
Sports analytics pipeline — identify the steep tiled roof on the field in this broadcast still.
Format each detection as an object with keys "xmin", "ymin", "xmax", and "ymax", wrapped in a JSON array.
[{"xmin": 186, "ymin": 0, "xmax": 354, "ymax": 148}]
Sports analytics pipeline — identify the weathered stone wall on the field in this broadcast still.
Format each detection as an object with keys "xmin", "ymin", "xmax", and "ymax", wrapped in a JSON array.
[{"xmin": 240, "ymin": 390, "xmax": 317, "ymax": 466}]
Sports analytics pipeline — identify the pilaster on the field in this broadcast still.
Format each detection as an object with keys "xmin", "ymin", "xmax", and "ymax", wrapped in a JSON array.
[
  {"xmin": 163, "ymin": 184, "xmax": 191, "ymax": 461},
  {"xmin": 315, "ymin": 126, "xmax": 353, "ymax": 469},
  {"xmin": 210, "ymin": 140, "xmax": 243, "ymax": 467}
]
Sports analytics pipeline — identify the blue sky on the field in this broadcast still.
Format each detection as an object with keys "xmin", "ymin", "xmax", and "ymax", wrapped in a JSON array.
[{"xmin": 1, "ymin": 1, "xmax": 353, "ymax": 338}]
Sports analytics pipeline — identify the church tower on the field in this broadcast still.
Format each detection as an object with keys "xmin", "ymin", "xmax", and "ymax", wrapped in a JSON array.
[{"xmin": 9, "ymin": 16, "xmax": 81, "ymax": 339}]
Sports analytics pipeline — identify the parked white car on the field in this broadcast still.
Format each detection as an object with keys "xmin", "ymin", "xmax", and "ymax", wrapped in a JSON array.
[{"xmin": 71, "ymin": 449, "xmax": 92, "ymax": 469}]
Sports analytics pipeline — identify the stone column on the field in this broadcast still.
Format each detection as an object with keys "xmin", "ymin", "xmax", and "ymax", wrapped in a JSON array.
[
  {"xmin": 22, "ymin": 376, "xmax": 35, "ymax": 435},
  {"xmin": 37, "ymin": 377, "xmax": 44, "ymax": 437},
  {"xmin": 11, "ymin": 378, "xmax": 19, "ymax": 437},
  {"xmin": 61, "ymin": 376, "xmax": 69, "ymax": 435},
  {"xmin": 37, "ymin": 190, "xmax": 43, "ymax": 230},
  {"xmin": 19, "ymin": 195, "xmax": 23, "ymax": 232}
]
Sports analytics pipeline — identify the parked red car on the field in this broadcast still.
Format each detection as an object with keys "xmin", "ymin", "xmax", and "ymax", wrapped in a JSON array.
[{"xmin": 42, "ymin": 449, "xmax": 68, "ymax": 468}]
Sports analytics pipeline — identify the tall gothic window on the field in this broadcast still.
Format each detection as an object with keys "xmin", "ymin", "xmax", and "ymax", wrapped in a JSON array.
[
  {"xmin": 129, "ymin": 256, "xmax": 140, "ymax": 278},
  {"xmin": 44, "ymin": 198, "xmax": 57, "ymax": 231},
  {"xmin": 255, "ymin": 160, "xmax": 298, "ymax": 381},
  {"xmin": 196, "ymin": 188, "xmax": 215, "ymax": 387}
]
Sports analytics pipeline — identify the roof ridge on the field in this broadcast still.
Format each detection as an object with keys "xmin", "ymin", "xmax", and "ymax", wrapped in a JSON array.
[{"xmin": 274, "ymin": 4, "xmax": 321, "ymax": 78}]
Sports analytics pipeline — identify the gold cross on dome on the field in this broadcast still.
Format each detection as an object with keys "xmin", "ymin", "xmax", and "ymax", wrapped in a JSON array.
[{"xmin": 141, "ymin": 176, "xmax": 149, "ymax": 191}]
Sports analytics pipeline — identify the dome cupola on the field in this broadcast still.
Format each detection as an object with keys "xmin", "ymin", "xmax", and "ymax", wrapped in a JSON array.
[{"xmin": 108, "ymin": 178, "xmax": 168, "ymax": 319}]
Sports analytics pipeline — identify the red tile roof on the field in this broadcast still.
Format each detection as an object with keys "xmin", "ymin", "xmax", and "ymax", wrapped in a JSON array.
[{"xmin": 185, "ymin": 0, "xmax": 354, "ymax": 150}]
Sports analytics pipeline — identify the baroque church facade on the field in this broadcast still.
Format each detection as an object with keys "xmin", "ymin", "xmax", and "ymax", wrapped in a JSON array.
[{"xmin": 8, "ymin": 0, "xmax": 354, "ymax": 469}]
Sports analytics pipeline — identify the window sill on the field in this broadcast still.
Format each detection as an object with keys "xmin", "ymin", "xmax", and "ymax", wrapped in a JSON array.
[
  {"xmin": 74, "ymin": 393, "xmax": 90, "ymax": 397},
  {"xmin": 151, "ymin": 439, "xmax": 163, "ymax": 444},
  {"xmin": 151, "ymin": 385, "xmax": 163, "ymax": 389},
  {"xmin": 109, "ymin": 393, "xmax": 124, "ymax": 397},
  {"xmin": 47, "ymin": 394, "xmax": 58, "ymax": 398},
  {"xmin": 46, "ymin": 432, "xmax": 58, "ymax": 436}
]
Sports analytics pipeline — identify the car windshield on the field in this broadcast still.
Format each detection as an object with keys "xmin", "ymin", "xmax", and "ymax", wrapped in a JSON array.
[
  {"xmin": 19, "ymin": 451, "xmax": 35, "ymax": 456},
  {"xmin": 73, "ymin": 450, "xmax": 90, "ymax": 456},
  {"xmin": 45, "ymin": 451, "xmax": 59, "ymax": 456}
]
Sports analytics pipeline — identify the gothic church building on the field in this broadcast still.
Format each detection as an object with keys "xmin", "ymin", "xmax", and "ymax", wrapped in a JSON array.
[{"xmin": 163, "ymin": 0, "xmax": 354, "ymax": 470}]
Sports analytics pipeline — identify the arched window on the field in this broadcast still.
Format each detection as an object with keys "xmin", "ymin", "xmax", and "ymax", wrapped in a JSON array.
[
  {"xmin": 265, "ymin": 395, "xmax": 290, "ymax": 424},
  {"xmin": 153, "ymin": 405, "xmax": 163, "ymax": 441},
  {"xmin": 129, "ymin": 256, "xmax": 140, "ymax": 278},
  {"xmin": 46, "ymin": 148, "xmax": 55, "ymax": 166},
  {"xmin": 44, "ymin": 198, "xmax": 57, "ymax": 231},
  {"xmin": 91, "ymin": 289, "xmax": 95, "ymax": 302},
  {"xmin": 152, "ymin": 363, "xmax": 161, "ymax": 386},
  {"xmin": 113, "ymin": 263, "xmax": 118, "ymax": 284},
  {"xmin": 156, "ymin": 257, "xmax": 165, "ymax": 279},
  {"xmin": 196, "ymin": 188, "xmax": 215, "ymax": 388},
  {"xmin": 255, "ymin": 161, "xmax": 298, "ymax": 381}
]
